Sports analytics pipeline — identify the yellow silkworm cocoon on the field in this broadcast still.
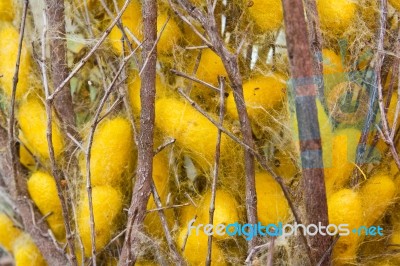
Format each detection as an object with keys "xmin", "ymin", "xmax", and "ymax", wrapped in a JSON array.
[
  {"xmin": 109, "ymin": 0, "xmax": 142, "ymax": 54},
  {"xmin": 0, "ymin": 1, "xmax": 15, "ymax": 22},
  {"xmin": 196, "ymin": 49, "xmax": 227, "ymax": 86},
  {"xmin": 317, "ymin": 0, "xmax": 357, "ymax": 35},
  {"xmin": 0, "ymin": 23, "xmax": 31, "ymax": 99},
  {"xmin": 157, "ymin": 13, "xmax": 183, "ymax": 55},
  {"xmin": 197, "ymin": 190, "xmax": 241, "ymax": 240},
  {"xmin": 19, "ymin": 144, "xmax": 36, "ymax": 170},
  {"xmin": 247, "ymin": 0, "xmax": 283, "ymax": 32},
  {"xmin": 155, "ymin": 97, "xmax": 228, "ymax": 171},
  {"xmin": 0, "ymin": 212, "xmax": 22, "ymax": 252},
  {"xmin": 177, "ymin": 228, "xmax": 227, "ymax": 265},
  {"xmin": 255, "ymin": 172, "xmax": 290, "ymax": 225},
  {"xmin": 17, "ymin": 97, "xmax": 65, "ymax": 161},
  {"xmin": 328, "ymin": 189, "xmax": 363, "ymax": 264},
  {"xmin": 77, "ymin": 186, "xmax": 123, "ymax": 257},
  {"xmin": 322, "ymin": 49, "xmax": 344, "ymax": 75},
  {"xmin": 128, "ymin": 73, "xmax": 168, "ymax": 114},
  {"xmin": 272, "ymin": 150, "xmax": 299, "ymax": 180},
  {"xmin": 144, "ymin": 152, "xmax": 174, "ymax": 237},
  {"xmin": 226, "ymin": 73, "xmax": 286, "ymax": 122},
  {"xmin": 324, "ymin": 128, "xmax": 361, "ymax": 195},
  {"xmin": 360, "ymin": 173, "xmax": 396, "ymax": 227},
  {"xmin": 13, "ymin": 234, "xmax": 46, "ymax": 266},
  {"xmin": 27, "ymin": 171, "xmax": 65, "ymax": 241},
  {"xmin": 81, "ymin": 117, "xmax": 134, "ymax": 187}
]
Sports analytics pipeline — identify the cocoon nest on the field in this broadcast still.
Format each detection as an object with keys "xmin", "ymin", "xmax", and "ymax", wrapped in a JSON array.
[
  {"xmin": 27, "ymin": 171, "xmax": 65, "ymax": 241},
  {"xmin": 17, "ymin": 97, "xmax": 65, "ymax": 161}
]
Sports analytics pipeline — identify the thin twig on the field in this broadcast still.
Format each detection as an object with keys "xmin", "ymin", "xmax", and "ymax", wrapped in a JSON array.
[
  {"xmin": 149, "ymin": 180, "xmax": 186, "ymax": 264},
  {"xmin": 84, "ymin": 48, "xmax": 138, "ymax": 264},
  {"xmin": 146, "ymin": 202, "xmax": 190, "ymax": 213},
  {"xmin": 154, "ymin": 138, "xmax": 176, "ymax": 156},
  {"xmin": 206, "ymin": 77, "xmax": 225, "ymax": 266},
  {"xmin": 8, "ymin": 0, "xmax": 29, "ymax": 199},
  {"xmin": 170, "ymin": 69, "xmax": 220, "ymax": 92},
  {"xmin": 245, "ymin": 242, "xmax": 271, "ymax": 265},
  {"xmin": 40, "ymin": 12, "xmax": 77, "ymax": 266}
]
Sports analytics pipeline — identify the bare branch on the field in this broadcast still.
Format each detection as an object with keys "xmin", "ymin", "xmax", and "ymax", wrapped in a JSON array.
[
  {"xmin": 281, "ymin": 0, "xmax": 331, "ymax": 264},
  {"xmin": 206, "ymin": 77, "xmax": 225, "ymax": 266},
  {"xmin": 40, "ymin": 12, "xmax": 77, "ymax": 265},
  {"xmin": 119, "ymin": 0, "xmax": 158, "ymax": 263}
]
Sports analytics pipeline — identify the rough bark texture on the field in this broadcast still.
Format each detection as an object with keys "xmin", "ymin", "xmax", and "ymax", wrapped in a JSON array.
[
  {"xmin": 45, "ymin": 0, "xmax": 76, "ymax": 136},
  {"xmin": 281, "ymin": 0, "xmax": 332, "ymax": 264},
  {"xmin": 119, "ymin": 0, "xmax": 158, "ymax": 264}
]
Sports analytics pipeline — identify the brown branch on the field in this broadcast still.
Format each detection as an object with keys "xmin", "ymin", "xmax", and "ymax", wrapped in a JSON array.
[
  {"xmin": 206, "ymin": 77, "xmax": 225, "ymax": 266},
  {"xmin": 171, "ymin": 0, "xmax": 259, "ymax": 251},
  {"xmin": 40, "ymin": 13, "xmax": 77, "ymax": 265},
  {"xmin": 375, "ymin": 0, "xmax": 400, "ymax": 169},
  {"xmin": 304, "ymin": 0, "xmax": 325, "ymax": 101},
  {"xmin": 8, "ymin": 0, "xmax": 29, "ymax": 199},
  {"xmin": 281, "ymin": 0, "xmax": 331, "ymax": 264},
  {"xmin": 45, "ymin": 0, "xmax": 77, "ymax": 140},
  {"xmin": 119, "ymin": 0, "xmax": 158, "ymax": 264}
]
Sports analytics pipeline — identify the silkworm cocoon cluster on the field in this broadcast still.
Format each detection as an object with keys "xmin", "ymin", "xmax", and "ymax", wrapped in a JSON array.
[
  {"xmin": 17, "ymin": 97, "xmax": 65, "ymax": 161},
  {"xmin": 0, "ymin": 23, "xmax": 31, "ymax": 100},
  {"xmin": 155, "ymin": 97, "xmax": 228, "ymax": 171},
  {"xmin": 13, "ymin": 234, "xmax": 46, "ymax": 266},
  {"xmin": 247, "ymin": 0, "xmax": 283, "ymax": 32},
  {"xmin": 81, "ymin": 117, "xmax": 135, "ymax": 187},
  {"xmin": 27, "ymin": 171, "xmax": 65, "ymax": 241},
  {"xmin": 255, "ymin": 172, "xmax": 290, "ymax": 225},
  {"xmin": 360, "ymin": 173, "xmax": 396, "ymax": 227},
  {"xmin": 328, "ymin": 189, "xmax": 363, "ymax": 264},
  {"xmin": 0, "ymin": 212, "xmax": 22, "ymax": 252},
  {"xmin": 226, "ymin": 73, "xmax": 287, "ymax": 126},
  {"xmin": 177, "ymin": 228, "xmax": 227, "ymax": 265},
  {"xmin": 109, "ymin": 2, "xmax": 182, "ymax": 55},
  {"xmin": 77, "ymin": 186, "xmax": 123, "ymax": 257}
]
